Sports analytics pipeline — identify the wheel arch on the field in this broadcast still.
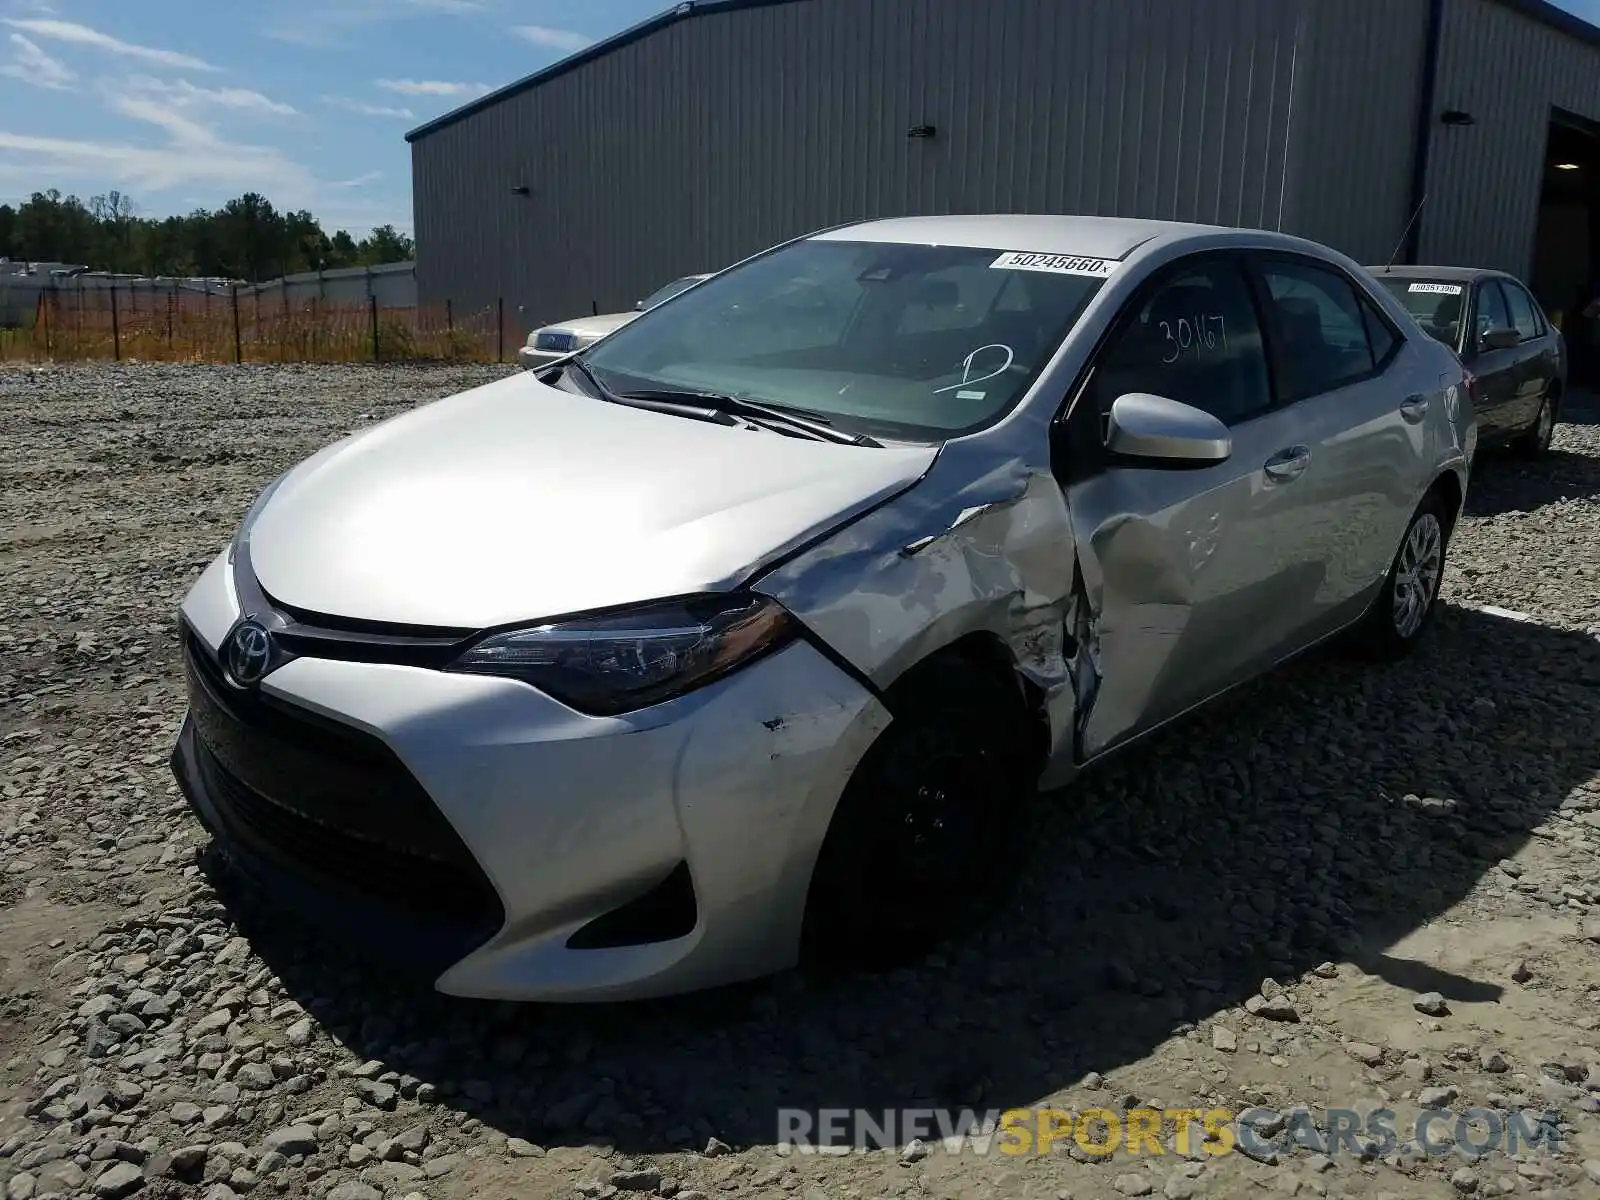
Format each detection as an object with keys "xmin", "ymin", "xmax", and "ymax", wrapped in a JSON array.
[
  {"xmin": 1427, "ymin": 467, "xmax": 1465, "ymax": 537},
  {"xmin": 883, "ymin": 631, "xmax": 1052, "ymax": 779}
]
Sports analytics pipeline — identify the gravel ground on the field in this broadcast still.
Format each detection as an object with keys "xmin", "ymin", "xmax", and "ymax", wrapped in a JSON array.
[{"xmin": 2, "ymin": 361, "xmax": 1600, "ymax": 1200}]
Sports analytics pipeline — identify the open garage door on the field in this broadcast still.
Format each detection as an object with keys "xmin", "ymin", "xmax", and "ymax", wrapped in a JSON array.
[{"xmin": 1531, "ymin": 109, "xmax": 1600, "ymax": 387}]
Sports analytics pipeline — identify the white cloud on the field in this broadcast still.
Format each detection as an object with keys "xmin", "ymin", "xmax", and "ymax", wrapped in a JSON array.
[
  {"xmin": 0, "ymin": 72, "xmax": 315, "ymax": 202},
  {"xmin": 511, "ymin": 24, "xmax": 591, "ymax": 53},
  {"xmin": 105, "ymin": 91, "xmax": 217, "ymax": 144},
  {"xmin": 1, "ymin": 17, "xmax": 216, "ymax": 71},
  {"xmin": 331, "ymin": 170, "xmax": 383, "ymax": 188},
  {"xmin": 0, "ymin": 32, "xmax": 74, "ymax": 89},
  {"xmin": 376, "ymin": 77, "xmax": 490, "ymax": 98},
  {"xmin": 320, "ymin": 95, "xmax": 415, "ymax": 119},
  {"xmin": 126, "ymin": 76, "xmax": 297, "ymax": 117},
  {"xmin": 264, "ymin": 0, "xmax": 484, "ymax": 49},
  {"xmin": 0, "ymin": 129, "xmax": 315, "ymax": 196}
]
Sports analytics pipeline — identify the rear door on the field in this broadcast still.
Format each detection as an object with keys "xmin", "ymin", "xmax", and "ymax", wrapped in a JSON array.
[
  {"xmin": 1501, "ymin": 277, "xmax": 1560, "ymax": 426},
  {"xmin": 1467, "ymin": 280, "xmax": 1520, "ymax": 437},
  {"xmin": 1056, "ymin": 251, "xmax": 1337, "ymax": 758},
  {"xmin": 1250, "ymin": 254, "xmax": 1430, "ymax": 635}
]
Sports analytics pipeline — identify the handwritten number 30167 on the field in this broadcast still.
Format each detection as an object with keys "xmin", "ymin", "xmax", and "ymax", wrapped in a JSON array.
[{"xmin": 1160, "ymin": 315, "xmax": 1228, "ymax": 364}]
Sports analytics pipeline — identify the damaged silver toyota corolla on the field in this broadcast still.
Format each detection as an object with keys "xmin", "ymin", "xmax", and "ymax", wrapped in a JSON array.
[{"xmin": 171, "ymin": 215, "xmax": 1474, "ymax": 1001}]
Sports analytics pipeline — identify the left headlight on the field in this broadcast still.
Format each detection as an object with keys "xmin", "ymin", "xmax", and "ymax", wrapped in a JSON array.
[{"xmin": 447, "ymin": 594, "xmax": 799, "ymax": 715}]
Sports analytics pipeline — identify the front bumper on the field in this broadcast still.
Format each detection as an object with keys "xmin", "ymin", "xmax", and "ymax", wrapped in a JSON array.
[{"xmin": 173, "ymin": 550, "xmax": 890, "ymax": 1001}]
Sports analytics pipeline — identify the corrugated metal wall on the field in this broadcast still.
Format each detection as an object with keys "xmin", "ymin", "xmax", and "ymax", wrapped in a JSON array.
[
  {"xmin": 1421, "ymin": 0, "xmax": 1600, "ymax": 273},
  {"xmin": 411, "ymin": 0, "xmax": 1600, "ymax": 322},
  {"xmin": 412, "ymin": 0, "xmax": 1310, "ymax": 327},
  {"xmin": 1284, "ymin": 0, "xmax": 1430, "ymax": 265}
]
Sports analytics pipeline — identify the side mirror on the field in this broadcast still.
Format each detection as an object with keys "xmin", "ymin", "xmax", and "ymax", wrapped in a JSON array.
[
  {"xmin": 1106, "ymin": 393, "xmax": 1232, "ymax": 465},
  {"xmin": 1481, "ymin": 327, "xmax": 1519, "ymax": 351}
]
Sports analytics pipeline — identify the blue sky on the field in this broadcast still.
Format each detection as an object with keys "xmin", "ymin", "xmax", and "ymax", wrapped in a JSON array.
[{"xmin": 1, "ymin": 0, "xmax": 1599, "ymax": 239}]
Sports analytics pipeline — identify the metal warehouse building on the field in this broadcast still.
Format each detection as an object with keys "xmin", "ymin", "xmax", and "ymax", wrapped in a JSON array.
[{"xmin": 406, "ymin": 0, "xmax": 1600, "ymax": 338}]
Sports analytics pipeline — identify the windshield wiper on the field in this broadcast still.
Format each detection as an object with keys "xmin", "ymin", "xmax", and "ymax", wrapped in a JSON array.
[
  {"xmin": 617, "ymin": 387, "xmax": 882, "ymax": 447},
  {"xmin": 564, "ymin": 358, "xmax": 737, "ymax": 427}
]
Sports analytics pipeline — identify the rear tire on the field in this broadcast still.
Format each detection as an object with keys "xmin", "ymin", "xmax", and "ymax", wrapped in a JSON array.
[
  {"xmin": 1352, "ymin": 493, "xmax": 1451, "ymax": 661},
  {"xmin": 802, "ymin": 655, "xmax": 1036, "ymax": 968},
  {"xmin": 1511, "ymin": 390, "xmax": 1557, "ymax": 456}
]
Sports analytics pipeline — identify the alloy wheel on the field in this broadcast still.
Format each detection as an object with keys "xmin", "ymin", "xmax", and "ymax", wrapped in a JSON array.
[{"xmin": 1392, "ymin": 513, "xmax": 1443, "ymax": 638}]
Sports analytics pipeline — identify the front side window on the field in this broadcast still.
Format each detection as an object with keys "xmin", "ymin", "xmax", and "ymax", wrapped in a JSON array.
[
  {"xmin": 1502, "ymin": 281, "xmax": 1542, "ymax": 340},
  {"xmin": 1475, "ymin": 280, "xmax": 1513, "ymax": 344},
  {"xmin": 1260, "ymin": 260, "xmax": 1380, "ymax": 399},
  {"xmin": 1377, "ymin": 277, "xmax": 1466, "ymax": 349},
  {"xmin": 1090, "ymin": 258, "xmax": 1272, "ymax": 426},
  {"xmin": 582, "ymin": 239, "xmax": 1108, "ymax": 439}
]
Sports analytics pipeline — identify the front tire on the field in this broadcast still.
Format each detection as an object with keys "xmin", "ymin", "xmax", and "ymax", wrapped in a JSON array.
[
  {"xmin": 802, "ymin": 656, "xmax": 1036, "ymax": 967},
  {"xmin": 1353, "ymin": 494, "xmax": 1451, "ymax": 660},
  {"xmin": 1511, "ymin": 390, "xmax": 1557, "ymax": 456}
]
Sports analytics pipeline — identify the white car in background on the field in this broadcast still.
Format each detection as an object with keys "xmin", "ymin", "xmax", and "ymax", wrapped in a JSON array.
[{"xmin": 517, "ymin": 273, "xmax": 711, "ymax": 369}]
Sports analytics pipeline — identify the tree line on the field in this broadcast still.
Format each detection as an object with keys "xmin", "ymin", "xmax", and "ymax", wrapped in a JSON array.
[{"xmin": 0, "ymin": 190, "xmax": 416, "ymax": 283}]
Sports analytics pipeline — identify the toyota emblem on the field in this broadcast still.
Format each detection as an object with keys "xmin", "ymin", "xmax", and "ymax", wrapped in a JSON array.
[{"xmin": 225, "ymin": 620, "xmax": 273, "ymax": 688}]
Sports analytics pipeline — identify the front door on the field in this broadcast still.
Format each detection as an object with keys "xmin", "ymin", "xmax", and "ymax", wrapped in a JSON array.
[
  {"xmin": 1057, "ymin": 253, "xmax": 1326, "ymax": 759},
  {"xmin": 1466, "ymin": 280, "xmax": 1520, "ymax": 437}
]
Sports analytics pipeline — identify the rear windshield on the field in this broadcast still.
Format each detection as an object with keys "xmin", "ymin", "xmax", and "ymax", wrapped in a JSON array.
[
  {"xmin": 1378, "ymin": 278, "xmax": 1467, "ymax": 348},
  {"xmin": 581, "ymin": 239, "xmax": 1110, "ymax": 440}
]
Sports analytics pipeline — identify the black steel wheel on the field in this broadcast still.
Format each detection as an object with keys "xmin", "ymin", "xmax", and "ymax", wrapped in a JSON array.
[{"xmin": 802, "ymin": 655, "xmax": 1036, "ymax": 966}]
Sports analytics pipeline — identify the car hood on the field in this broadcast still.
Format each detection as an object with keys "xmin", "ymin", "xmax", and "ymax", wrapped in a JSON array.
[
  {"xmin": 245, "ymin": 372, "xmax": 938, "ymax": 629},
  {"xmin": 533, "ymin": 312, "xmax": 637, "ymax": 342}
]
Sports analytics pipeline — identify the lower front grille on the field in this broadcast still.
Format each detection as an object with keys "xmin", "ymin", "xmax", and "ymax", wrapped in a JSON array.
[{"xmin": 183, "ymin": 632, "xmax": 502, "ymax": 929}]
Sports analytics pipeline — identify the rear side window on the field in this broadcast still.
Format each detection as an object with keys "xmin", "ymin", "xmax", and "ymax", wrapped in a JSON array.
[
  {"xmin": 1258, "ymin": 260, "xmax": 1388, "ymax": 400},
  {"xmin": 1090, "ymin": 258, "xmax": 1272, "ymax": 426},
  {"xmin": 1502, "ymin": 281, "xmax": 1543, "ymax": 340}
]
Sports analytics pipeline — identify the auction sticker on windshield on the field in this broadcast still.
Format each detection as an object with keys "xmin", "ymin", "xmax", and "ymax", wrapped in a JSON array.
[
  {"xmin": 990, "ymin": 252, "xmax": 1119, "ymax": 278},
  {"xmin": 1408, "ymin": 282, "xmax": 1464, "ymax": 295}
]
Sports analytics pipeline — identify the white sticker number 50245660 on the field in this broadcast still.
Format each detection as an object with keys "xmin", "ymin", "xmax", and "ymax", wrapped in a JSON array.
[
  {"xmin": 990, "ymin": 251, "xmax": 1119, "ymax": 278},
  {"xmin": 1160, "ymin": 314, "xmax": 1229, "ymax": 363}
]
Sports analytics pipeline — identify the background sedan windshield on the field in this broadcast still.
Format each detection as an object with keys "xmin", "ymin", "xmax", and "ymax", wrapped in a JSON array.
[
  {"xmin": 1377, "ymin": 278, "xmax": 1467, "ymax": 350},
  {"xmin": 582, "ymin": 239, "xmax": 1107, "ymax": 438}
]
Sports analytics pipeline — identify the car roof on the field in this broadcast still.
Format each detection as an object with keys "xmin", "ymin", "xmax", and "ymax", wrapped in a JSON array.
[
  {"xmin": 1365, "ymin": 264, "xmax": 1513, "ymax": 284},
  {"xmin": 811, "ymin": 214, "xmax": 1233, "ymax": 259}
]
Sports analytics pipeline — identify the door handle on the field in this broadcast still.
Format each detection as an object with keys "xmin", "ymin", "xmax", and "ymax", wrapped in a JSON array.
[
  {"xmin": 1263, "ymin": 445, "xmax": 1311, "ymax": 483},
  {"xmin": 1399, "ymin": 393, "xmax": 1430, "ymax": 422}
]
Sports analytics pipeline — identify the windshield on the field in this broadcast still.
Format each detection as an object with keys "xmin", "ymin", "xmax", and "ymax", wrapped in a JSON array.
[
  {"xmin": 583, "ymin": 239, "xmax": 1109, "ymax": 439},
  {"xmin": 1378, "ymin": 277, "xmax": 1467, "ymax": 349},
  {"xmin": 640, "ymin": 276, "xmax": 705, "ymax": 309}
]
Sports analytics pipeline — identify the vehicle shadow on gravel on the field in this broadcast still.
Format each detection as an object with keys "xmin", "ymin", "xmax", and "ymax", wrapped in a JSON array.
[
  {"xmin": 216, "ymin": 602, "xmax": 1600, "ymax": 1156},
  {"xmin": 1465, "ymin": 447, "xmax": 1600, "ymax": 517}
]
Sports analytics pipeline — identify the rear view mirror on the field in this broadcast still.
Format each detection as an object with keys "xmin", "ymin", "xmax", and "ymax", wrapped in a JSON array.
[
  {"xmin": 1481, "ymin": 327, "xmax": 1519, "ymax": 351},
  {"xmin": 1106, "ymin": 393, "xmax": 1232, "ymax": 465}
]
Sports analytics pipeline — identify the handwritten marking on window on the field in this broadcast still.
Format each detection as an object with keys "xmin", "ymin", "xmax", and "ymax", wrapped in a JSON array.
[
  {"xmin": 933, "ymin": 344, "xmax": 1014, "ymax": 394},
  {"xmin": 1159, "ymin": 315, "xmax": 1229, "ymax": 364},
  {"xmin": 1408, "ymin": 282, "xmax": 1464, "ymax": 295}
]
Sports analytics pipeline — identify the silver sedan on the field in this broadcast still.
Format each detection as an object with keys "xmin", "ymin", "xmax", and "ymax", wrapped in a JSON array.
[{"xmin": 171, "ymin": 215, "xmax": 1473, "ymax": 1001}]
